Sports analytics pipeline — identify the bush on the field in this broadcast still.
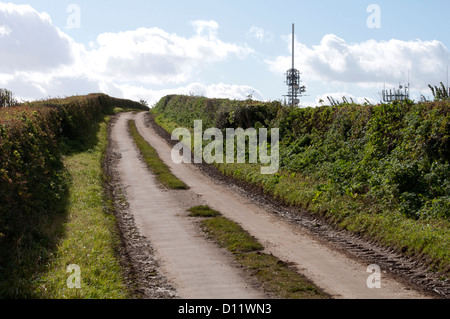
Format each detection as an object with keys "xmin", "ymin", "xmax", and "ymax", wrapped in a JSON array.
[
  {"xmin": 0, "ymin": 93, "xmax": 146, "ymax": 245},
  {"xmin": 153, "ymin": 95, "xmax": 450, "ymax": 222},
  {"xmin": 152, "ymin": 95, "xmax": 450, "ymax": 272}
]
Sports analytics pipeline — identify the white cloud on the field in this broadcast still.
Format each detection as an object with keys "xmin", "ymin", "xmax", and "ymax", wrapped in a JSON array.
[
  {"xmin": 112, "ymin": 82, "xmax": 264, "ymax": 106},
  {"xmin": 247, "ymin": 26, "xmax": 274, "ymax": 43},
  {"xmin": 87, "ymin": 24, "xmax": 252, "ymax": 84},
  {"xmin": 0, "ymin": 25, "xmax": 11, "ymax": 36},
  {"xmin": 0, "ymin": 4, "xmax": 256, "ymax": 102},
  {"xmin": 191, "ymin": 20, "xmax": 219, "ymax": 39},
  {"xmin": 266, "ymin": 34, "xmax": 450, "ymax": 91},
  {"xmin": 200, "ymin": 82, "xmax": 263, "ymax": 101},
  {"xmin": 0, "ymin": 3, "xmax": 74, "ymax": 73}
]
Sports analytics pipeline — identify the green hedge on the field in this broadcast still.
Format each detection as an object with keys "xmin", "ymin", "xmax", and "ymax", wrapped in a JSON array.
[
  {"xmin": 278, "ymin": 101, "xmax": 450, "ymax": 220},
  {"xmin": 154, "ymin": 95, "xmax": 282, "ymax": 129},
  {"xmin": 154, "ymin": 96, "xmax": 449, "ymax": 221},
  {"xmin": 0, "ymin": 93, "xmax": 147, "ymax": 242},
  {"xmin": 152, "ymin": 95, "xmax": 450, "ymax": 272}
]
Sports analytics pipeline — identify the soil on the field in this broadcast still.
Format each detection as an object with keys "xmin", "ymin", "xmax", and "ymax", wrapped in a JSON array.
[{"xmin": 105, "ymin": 112, "xmax": 449, "ymax": 299}]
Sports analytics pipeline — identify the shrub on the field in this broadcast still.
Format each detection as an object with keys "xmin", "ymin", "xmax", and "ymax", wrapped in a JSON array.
[
  {"xmin": 152, "ymin": 95, "xmax": 450, "ymax": 222},
  {"xmin": 0, "ymin": 93, "xmax": 146, "ymax": 247}
]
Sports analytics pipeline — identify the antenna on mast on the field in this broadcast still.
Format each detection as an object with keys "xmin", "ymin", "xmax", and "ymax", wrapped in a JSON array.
[
  {"xmin": 284, "ymin": 23, "xmax": 306, "ymax": 107},
  {"xmin": 381, "ymin": 70, "xmax": 410, "ymax": 103},
  {"xmin": 292, "ymin": 23, "xmax": 295, "ymax": 71}
]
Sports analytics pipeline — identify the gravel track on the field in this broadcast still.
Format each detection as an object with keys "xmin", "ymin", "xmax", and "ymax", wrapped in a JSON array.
[
  {"xmin": 106, "ymin": 112, "xmax": 447, "ymax": 299},
  {"xmin": 107, "ymin": 112, "xmax": 267, "ymax": 299}
]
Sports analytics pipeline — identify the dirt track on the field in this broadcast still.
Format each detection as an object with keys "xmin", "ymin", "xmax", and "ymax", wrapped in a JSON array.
[
  {"xmin": 109, "ymin": 112, "xmax": 265, "ymax": 299},
  {"xmin": 107, "ymin": 112, "xmax": 442, "ymax": 299}
]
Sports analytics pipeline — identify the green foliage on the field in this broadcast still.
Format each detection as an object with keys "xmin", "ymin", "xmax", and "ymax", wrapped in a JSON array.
[
  {"xmin": 220, "ymin": 100, "xmax": 281, "ymax": 129},
  {"xmin": 200, "ymin": 213, "xmax": 328, "ymax": 299},
  {"xmin": 202, "ymin": 216, "xmax": 264, "ymax": 254},
  {"xmin": 153, "ymin": 95, "xmax": 220, "ymax": 128},
  {"xmin": 0, "ymin": 92, "xmax": 146, "ymax": 296},
  {"xmin": 153, "ymin": 96, "xmax": 450, "ymax": 222},
  {"xmin": 275, "ymin": 100, "xmax": 450, "ymax": 221},
  {"xmin": 25, "ymin": 94, "xmax": 148, "ymax": 148},
  {"xmin": 0, "ymin": 94, "xmax": 146, "ymax": 223},
  {"xmin": 188, "ymin": 205, "xmax": 221, "ymax": 217},
  {"xmin": 0, "ymin": 106, "xmax": 65, "ymax": 228},
  {"xmin": 152, "ymin": 95, "xmax": 450, "ymax": 273},
  {"xmin": 153, "ymin": 94, "xmax": 282, "ymax": 130},
  {"xmin": 128, "ymin": 120, "xmax": 189, "ymax": 190},
  {"xmin": 0, "ymin": 88, "xmax": 19, "ymax": 107},
  {"xmin": 429, "ymin": 82, "xmax": 450, "ymax": 101}
]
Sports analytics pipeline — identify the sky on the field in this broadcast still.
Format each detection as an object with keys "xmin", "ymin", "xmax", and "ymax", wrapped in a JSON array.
[{"xmin": 1, "ymin": 0, "xmax": 449, "ymax": 106}]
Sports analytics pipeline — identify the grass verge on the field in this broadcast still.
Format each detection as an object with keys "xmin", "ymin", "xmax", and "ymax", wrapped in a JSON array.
[
  {"xmin": 190, "ymin": 206, "xmax": 329, "ymax": 299},
  {"xmin": 216, "ymin": 162, "xmax": 450, "ymax": 276},
  {"xmin": 128, "ymin": 120, "xmax": 188, "ymax": 190},
  {"xmin": 31, "ymin": 117, "xmax": 129, "ymax": 299}
]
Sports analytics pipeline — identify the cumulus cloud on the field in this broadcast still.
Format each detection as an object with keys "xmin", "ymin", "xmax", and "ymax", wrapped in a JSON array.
[
  {"xmin": 88, "ymin": 24, "xmax": 252, "ymax": 84},
  {"xmin": 247, "ymin": 26, "xmax": 274, "ymax": 43},
  {"xmin": 191, "ymin": 20, "xmax": 219, "ymax": 39},
  {"xmin": 0, "ymin": 3, "xmax": 256, "ymax": 102},
  {"xmin": 266, "ymin": 34, "xmax": 450, "ymax": 91},
  {"xmin": 0, "ymin": 3, "xmax": 74, "ymax": 73},
  {"xmin": 194, "ymin": 82, "xmax": 263, "ymax": 101},
  {"xmin": 0, "ymin": 25, "xmax": 12, "ymax": 36},
  {"xmin": 111, "ymin": 82, "xmax": 264, "ymax": 106}
]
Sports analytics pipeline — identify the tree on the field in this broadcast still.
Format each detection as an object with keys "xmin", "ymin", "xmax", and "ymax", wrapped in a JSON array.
[
  {"xmin": 0, "ymin": 89, "xmax": 18, "ymax": 107},
  {"xmin": 139, "ymin": 99, "xmax": 149, "ymax": 107}
]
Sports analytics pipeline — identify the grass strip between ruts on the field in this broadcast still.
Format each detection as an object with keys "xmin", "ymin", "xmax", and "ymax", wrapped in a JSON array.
[
  {"xmin": 128, "ymin": 119, "xmax": 188, "ymax": 190},
  {"xmin": 188, "ymin": 205, "xmax": 329, "ymax": 299}
]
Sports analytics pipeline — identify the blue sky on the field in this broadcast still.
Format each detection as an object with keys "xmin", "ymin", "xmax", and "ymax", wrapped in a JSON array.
[{"xmin": 1, "ymin": 0, "xmax": 449, "ymax": 105}]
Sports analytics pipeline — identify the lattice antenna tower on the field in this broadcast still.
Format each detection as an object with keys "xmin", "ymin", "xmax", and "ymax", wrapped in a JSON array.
[
  {"xmin": 382, "ymin": 71, "xmax": 410, "ymax": 103},
  {"xmin": 284, "ymin": 24, "xmax": 306, "ymax": 107}
]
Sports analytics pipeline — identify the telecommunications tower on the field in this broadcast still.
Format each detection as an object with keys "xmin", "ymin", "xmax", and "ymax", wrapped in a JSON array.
[
  {"xmin": 284, "ymin": 24, "xmax": 306, "ymax": 107},
  {"xmin": 382, "ymin": 83, "xmax": 410, "ymax": 103},
  {"xmin": 381, "ymin": 70, "xmax": 411, "ymax": 103}
]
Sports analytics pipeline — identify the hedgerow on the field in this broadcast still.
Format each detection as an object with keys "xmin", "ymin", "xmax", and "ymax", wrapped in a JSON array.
[
  {"xmin": 152, "ymin": 95, "xmax": 450, "ymax": 272},
  {"xmin": 0, "ymin": 93, "xmax": 147, "ymax": 262},
  {"xmin": 0, "ymin": 106, "xmax": 63, "ymax": 235}
]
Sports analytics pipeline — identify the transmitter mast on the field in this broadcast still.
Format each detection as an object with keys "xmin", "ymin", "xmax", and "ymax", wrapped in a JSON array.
[{"xmin": 284, "ymin": 24, "xmax": 306, "ymax": 107}]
